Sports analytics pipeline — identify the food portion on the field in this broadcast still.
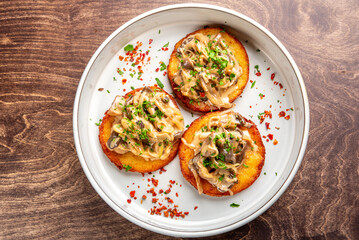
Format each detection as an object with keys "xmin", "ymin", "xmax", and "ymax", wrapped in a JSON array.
[
  {"xmin": 179, "ymin": 111, "xmax": 265, "ymax": 196},
  {"xmin": 168, "ymin": 27, "xmax": 249, "ymax": 112},
  {"xmin": 99, "ymin": 86, "xmax": 184, "ymax": 173}
]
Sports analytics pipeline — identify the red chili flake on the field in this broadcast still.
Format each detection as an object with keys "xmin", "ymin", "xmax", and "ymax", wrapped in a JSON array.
[
  {"xmin": 279, "ymin": 83, "xmax": 283, "ymax": 89},
  {"xmin": 165, "ymin": 188, "xmax": 171, "ymax": 194},
  {"xmin": 175, "ymin": 193, "xmax": 179, "ymax": 197},
  {"xmin": 273, "ymin": 139, "xmax": 278, "ymax": 145},
  {"xmin": 142, "ymin": 195, "xmax": 147, "ymax": 200},
  {"xmin": 250, "ymin": 80, "xmax": 253, "ymax": 83},
  {"xmin": 265, "ymin": 110, "xmax": 272, "ymax": 119},
  {"xmin": 275, "ymin": 127, "xmax": 280, "ymax": 130},
  {"xmin": 285, "ymin": 115, "xmax": 291, "ymax": 120},
  {"xmin": 263, "ymin": 135, "xmax": 266, "ymax": 138},
  {"xmin": 267, "ymin": 67, "xmax": 270, "ymax": 70},
  {"xmin": 199, "ymin": 92, "xmax": 205, "ymax": 97},
  {"xmin": 265, "ymin": 122, "xmax": 270, "ymax": 130},
  {"xmin": 169, "ymin": 180, "xmax": 176, "ymax": 184},
  {"xmin": 155, "ymin": 68, "xmax": 159, "ymax": 72},
  {"xmin": 152, "ymin": 198, "xmax": 158, "ymax": 203},
  {"xmin": 151, "ymin": 178, "xmax": 158, "ymax": 187},
  {"xmin": 163, "ymin": 71, "xmax": 167, "ymax": 76},
  {"xmin": 164, "ymin": 211, "xmax": 169, "ymax": 217},
  {"xmin": 267, "ymin": 134, "xmax": 274, "ymax": 140},
  {"xmin": 130, "ymin": 191, "xmax": 136, "ymax": 198},
  {"xmin": 278, "ymin": 111, "xmax": 286, "ymax": 117},
  {"xmin": 98, "ymin": 88, "xmax": 104, "ymax": 92},
  {"xmin": 271, "ymin": 73, "xmax": 275, "ymax": 80},
  {"xmin": 159, "ymin": 189, "xmax": 164, "ymax": 194},
  {"xmin": 255, "ymin": 72, "xmax": 262, "ymax": 76},
  {"xmin": 127, "ymin": 199, "xmax": 131, "ymax": 204},
  {"xmin": 266, "ymin": 139, "xmax": 269, "ymax": 142},
  {"xmin": 259, "ymin": 115, "xmax": 265, "ymax": 124},
  {"xmin": 149, "ymin": 39, "xmax": 153, "ymax": 44},
  {"xmin": 122, "ymin": 79, "xmax": 127, "ymax": 85},
  {"xmin": 167, "ymin": 198, "xmax": 174, "ymax": 204},
  {"xmin": 194, "ymin": 206, "xmax": 198, "ymax": 210},
  {"xmin": 119, "ymin": 56, "xmax": 124, "ymax": 61}
]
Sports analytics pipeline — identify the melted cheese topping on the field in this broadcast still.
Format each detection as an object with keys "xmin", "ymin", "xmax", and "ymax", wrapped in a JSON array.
[
  {"xmin": 182, "ymin": 111, "xmax": 256, "ymax": 194},
  {"xmin": 107, "ymin": 87, "xmax": 184, "ymax": 161},
  {"xmin": 174, "ymin": 32, "xmax": 243, "ymax": 108}
]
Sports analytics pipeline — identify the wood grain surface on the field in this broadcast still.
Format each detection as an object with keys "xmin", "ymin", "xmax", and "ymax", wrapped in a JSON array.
[{"xmin": 1, "ymin": 0, "xmax": 358, "ymax": 239}]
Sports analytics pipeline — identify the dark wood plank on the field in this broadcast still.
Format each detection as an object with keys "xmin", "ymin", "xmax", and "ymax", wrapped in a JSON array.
[{"xmin": 0, "ymin": 0, "xmax": 358, "ymax": 239}]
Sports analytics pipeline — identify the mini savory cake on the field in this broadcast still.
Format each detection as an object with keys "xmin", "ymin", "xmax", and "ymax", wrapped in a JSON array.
[
  {"xmin": 179, "ymin": 111, "xmax": 265, "ymax": 196},
  {"xmin": 99, "ymin": 86, "xmax": 184, "ymax": 173},
  {"xmin": 168, "ymin": 27, "xmax": 249, "ymax": 112}
]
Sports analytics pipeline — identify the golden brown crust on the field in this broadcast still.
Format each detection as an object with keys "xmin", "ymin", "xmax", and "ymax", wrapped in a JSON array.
[
  {"xmin": 98, "ymin": 86, "xmax": 181, "ymax": 173},
  {"xmin": 167, "ymin": 27, "xmax": 249, "ymax": 112},
  {"xmin": 178, "ymin": 111, "xmax": 265, "ymax": 196}
]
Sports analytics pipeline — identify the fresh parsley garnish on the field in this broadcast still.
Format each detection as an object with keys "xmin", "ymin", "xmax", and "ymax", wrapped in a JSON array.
[
  {"xmin": 155, "ymin": 78, "xmax": 164, "ymax": 89},
  {"xmin": 95, "ymin": 119, "xmax": 102, "ymax": 126},
  {"xmin": 251, "ymin": 81, "xmax": 256, "ymax": 88},
  {"xmin": 160, "ymin": 62, "xmax": 167, "ymax": 71},
  {"xmin": 230, "ymin": 203, "xmax": 240, "ymax": 208},
  {"xmin": 123, "ymin": 164, "xmax": 132, "ymax": 172},
  {"xmin": 124, "ymin": 44, "xmax": 134, "ymax": 52}
]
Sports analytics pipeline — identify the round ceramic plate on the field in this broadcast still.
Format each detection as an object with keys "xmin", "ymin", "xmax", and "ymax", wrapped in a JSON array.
[{"xmin": 73, "ymin": 3, "xmax": 309, "ymax": 237}]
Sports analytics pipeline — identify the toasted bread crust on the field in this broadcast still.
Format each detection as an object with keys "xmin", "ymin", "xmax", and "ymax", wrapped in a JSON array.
[
  {"xmin": 168, "ymin": 27, "xmax": 249, "ymax": 112},
  {"xmin": 178, "ymin": 111, "xmax": 265, "ymax": 196},
  {"xmin": 98, "ymin": 86, "xmax": 181, "ymax": 173}
]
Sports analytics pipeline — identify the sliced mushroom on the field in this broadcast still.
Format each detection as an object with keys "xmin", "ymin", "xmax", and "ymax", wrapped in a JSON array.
[
  {"xmin": 107, "ymin": 132, "xmax": 121, "ymax": 149},
  {"xmin": 181, "ymin": 58, "xmax": 194, "ymax": 70}
]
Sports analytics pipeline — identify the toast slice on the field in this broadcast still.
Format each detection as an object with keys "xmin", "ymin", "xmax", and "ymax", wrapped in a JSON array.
[
  {"xmin": 168, "ymin": 27, "xmax": 249, "ymax": 112},
  {"xmin": 178, "ymin": 111, "xmax": 265, "ymax": 196},
  {"xmin": 99, "ymin": 86, "xmax": 184, "ymax": 173}
]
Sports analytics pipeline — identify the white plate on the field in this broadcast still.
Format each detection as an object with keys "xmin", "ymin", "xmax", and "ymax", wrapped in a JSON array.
[{"xmin": 73, "ymin": 3, "xmax": 309, "ymax": 237}]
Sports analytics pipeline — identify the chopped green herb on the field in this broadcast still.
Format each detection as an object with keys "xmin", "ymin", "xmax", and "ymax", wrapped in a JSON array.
[
  {"xmin": 155, "ymin": 78, "xmax": 164, "ymax": 88},
  {"xmin": 243, "ymin": 164, "xmax": 249, "ymax": 168},
  {"xmin": 95, "ymin": 119, "xmax": 102, "ymax": 126},
  {"xmin": 162, "ymin": 42, "xmax": 169, "ymax": 48},
  {"xmin": 124, "ymin": 44, "xmax": 134, "ymax": 52},
  {"xmin": 203, "ymin": 158, "xmax": 211, "ymax": 167},
  {"xmin": 256, "ymin": 49, "xmax": 261, "ymax": 52},
  {"xmin": 123, "ymin": 164, "xmax": 132, "ymax": 172},
  {"xmin": 230, "ymin": 203, "xmax": 240, "ymax": 208},
  {"xmin": 186, "ymin": 124, "xmax": 189, "ymax": 128},
  {"xmin": 275, "ymin": 172, "xmax": 278, "ymax": 176},
  {"xmin": 107, "ymin": 90, "xmax": 110, "ymax": 93},
  {"xmin": 158, "ymin": 29, "xmax": 161, "ymax": 34},
  {"xmin": 160, "ymin": 62, "xmax": 167, "ymax": 71},
  {"xmin": 131, "ymin": 86, "xmax": 135, "ymax": 90},
  {"xmin": 218, "ymin": 174, "xmax": 224, "ymax": 181},
  {"xmin": 251, "ymin": 81, "xmax": 256, "ymax": 88}
]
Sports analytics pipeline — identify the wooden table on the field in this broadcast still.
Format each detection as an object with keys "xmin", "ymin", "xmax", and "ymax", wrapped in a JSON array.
[{"xmin": 1, "ymin": 0, "xmax": 358, "ymax": 239}]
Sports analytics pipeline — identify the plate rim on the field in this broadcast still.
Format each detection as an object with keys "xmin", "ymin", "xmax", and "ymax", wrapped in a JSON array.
[{"xmin": 73, "ymin": 3, "xmax": 310, "ymax": 237}]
